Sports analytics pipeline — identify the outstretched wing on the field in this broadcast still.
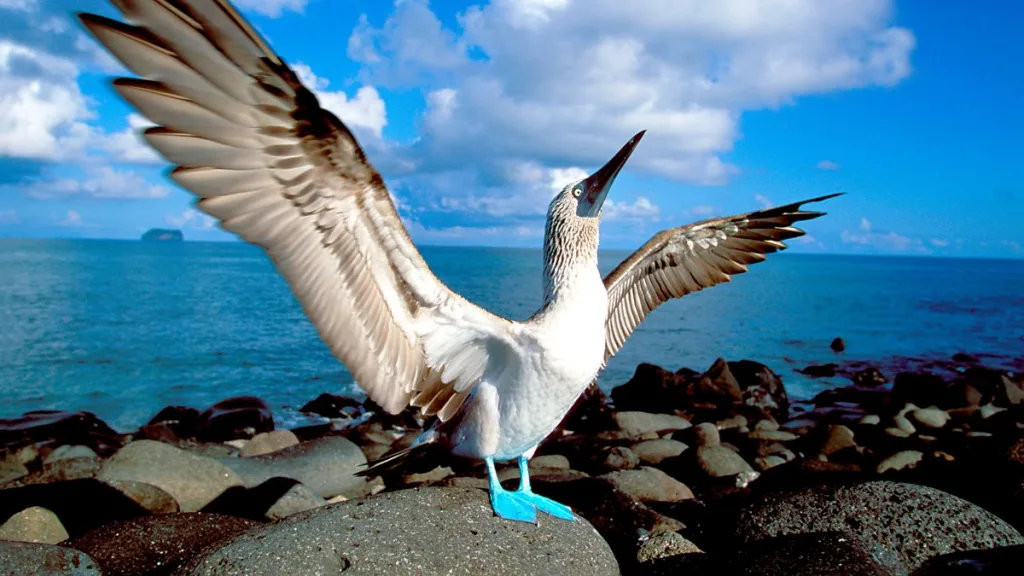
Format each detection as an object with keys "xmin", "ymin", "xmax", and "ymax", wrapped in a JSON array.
[
  {"xmin": 602, "ymin": 193, "xmax": 841, "ymax": 362},
  {"xmin": 80, "ymin": 0, "xmax": 522, "ymax": 420}
]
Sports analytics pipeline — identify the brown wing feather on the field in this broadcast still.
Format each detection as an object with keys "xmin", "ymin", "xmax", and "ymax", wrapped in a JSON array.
[{"xmin": 603, "ymin": 193, "xmax": 842, "ymax": 361}]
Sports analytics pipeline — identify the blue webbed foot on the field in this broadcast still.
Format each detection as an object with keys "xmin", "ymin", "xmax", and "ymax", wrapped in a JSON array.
[
  {"xmin": 513, "ymin": 455, "xmax": 578, "ymax": 522},
  {"xmin": 485, "ymin": 457, "xmax": 537, "ymax": 524}
]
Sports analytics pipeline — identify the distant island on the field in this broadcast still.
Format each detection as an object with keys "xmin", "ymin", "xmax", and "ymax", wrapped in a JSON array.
[{"xmin": 141, "ymin": 229, "xmax": 184, "ymax": 242}]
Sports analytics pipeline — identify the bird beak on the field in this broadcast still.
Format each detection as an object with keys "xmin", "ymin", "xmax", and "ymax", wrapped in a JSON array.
[{"xmin": 578, "ymin": 130, "xmax": 645, "ymax": 218}]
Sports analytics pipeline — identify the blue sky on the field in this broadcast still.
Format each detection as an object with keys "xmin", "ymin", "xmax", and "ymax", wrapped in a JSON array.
[{"xmin": 0, "ymin": 0, "xmax": 1021, "ymax": 258}]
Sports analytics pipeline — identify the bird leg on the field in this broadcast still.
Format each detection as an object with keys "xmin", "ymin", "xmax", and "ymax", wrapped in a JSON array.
[
  {"xmin": 512, "ymin": 456, "xmax": 577, "ymax": 521},
  {"xmin": 485, "ymin": 456, "xmax": 537, "ymax": 523}
]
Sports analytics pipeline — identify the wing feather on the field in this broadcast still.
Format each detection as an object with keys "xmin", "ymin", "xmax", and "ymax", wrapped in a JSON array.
[
  {"xmin": 80, "ymin": 1, "xmax": 520, "ymax": 419},
  {"xmin": 603, "ymin": 194, "xmax": 841, "ymax": 362}
]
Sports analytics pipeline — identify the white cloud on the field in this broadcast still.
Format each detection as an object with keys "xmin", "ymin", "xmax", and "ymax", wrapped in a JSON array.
[
  {"xmin": 603, "ymin": 196, "xmax": 660, "ymax": 221},
  {"xmin": 687, "ymin": 205, "xmax": 718, "ymax": 217},
  {"xmin": 1003, "ymin": 240, "xmax": 1022, "ymax": 253},
  {"xmin": 0, "ymin": 209, "xmax": 19, "ymax": 225},
  {"xmin": 165, "ymin": 209, "xmax": 216, "ymax": 231},
  {"xmin": 422, "ymin": 161, "xmax": 589, "ymax": 218},
  {"xmin": 0, "ymin": 0, "xmax": 36, "ymax": 12},
  {"xmin": 293, "ymin": 63, "xmax": 388, "ymax": 138},
  {"xmin": 817, "ymin": 160, "xmax": 840, "ymax": 171},
  {"xmin": 859, "ymin": 217, "xmax": 872, "ymax": 231},
  {"xmin": 25, "ymin": 166, "xmax": 170, "ymax": 200},
  {"xmin": 755, "ymin": 194, "xmax": 774, "ymax": 209},
  {"xmin": 841, "ymin": 220, "xmax": 926, "ymax": 253},
  {"xmin": 234, "ymin": 0, "xmax": 308, "ymax": 18},
  {"xmin": 929, "ymin": 238, "xmax": 950, "ymax": 248},
  {"xmin": 102, "ymin": 114, "xmax": 161, "ymax": 164},
  {"xmin": 351, "ymin": 0, "xmax": 914, "ymax": 186},
  {"xmin": 56, "ymin": 209, "xmax": 94, "ymax": 228},
  {"xmin": 792, "ymin": 234, "xmax": 825, "ymax": 249}
]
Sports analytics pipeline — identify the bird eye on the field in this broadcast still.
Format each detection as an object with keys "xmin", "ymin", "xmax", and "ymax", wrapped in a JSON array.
[{"xmin": 572, "ymin": 187, "xmax": 582, "ymax": 198}]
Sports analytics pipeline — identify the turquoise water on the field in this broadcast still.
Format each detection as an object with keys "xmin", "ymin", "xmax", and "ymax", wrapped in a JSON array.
[{"xmin": 1, "ymin": 239, "xmax": 1022, "ymax": 431}]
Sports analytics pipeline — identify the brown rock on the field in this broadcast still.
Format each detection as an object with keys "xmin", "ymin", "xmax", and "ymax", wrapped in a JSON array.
[
  {"xmin": 601, "ymin": 467, "xmax": 695, "ymax": 503},
  {"xmin": 0, "ymin": 507, "xmax": 68, "ymax": 544}
]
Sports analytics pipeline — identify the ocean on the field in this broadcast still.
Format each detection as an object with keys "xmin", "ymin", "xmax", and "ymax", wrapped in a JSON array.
[{"xmin": 1, "ymin": 238, "xmax": 1022, "ymax": 432}]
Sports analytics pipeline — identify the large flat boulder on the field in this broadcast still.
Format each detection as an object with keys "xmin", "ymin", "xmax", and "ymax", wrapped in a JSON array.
[{"xmin": 177, "ymin": 487, "xmax": 618, "ymax": 576}]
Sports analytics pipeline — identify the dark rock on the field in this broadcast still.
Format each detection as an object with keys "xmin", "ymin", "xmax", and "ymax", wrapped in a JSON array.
[
  {"xmin": 0, "ymin": 541, "xmax": 101, "ymax": 576},
  {"xmin": 800, "ymin": 363, "xmax": 839, "ymax": 378},
  {"xmin": 0, "ymin": 456, "xmax": 29, "ymax": 487},
  {"xmin": 911, "ymin": 544, "xmax": 1024, "ymax": 575},
  {"xmin": 611, "ymin": 363, "xmax": 692, "ymax": 414},
  {"xmin": 733, "ymin": 481, "xmax": 1024, "ymax": 571},
  {"xmin": 65, "ymin": 513, "xmax": 259, "ymax": 576},
  {"xmin": 144, "ymin": 406, "xmax": 200, "ymax": 439},
  {"xmin": 952, "ymin": 353, "xmax": 979, "ymax": 363},
  {"xmin": 636, "ymin": 531, "xmax": 702, "ymax": 566},
  {"xmin": 560, "ymin": 383, "xmax": 616, "ymax": 434},
  {"xmin": 6, "ymin": 457, "xmax": 101, "ymax": 488},
  {"xmin": 728, "ymin": 360, "xmax": 790, "ymax": 422},
  {"xmin": 217, "ymin": 436, "xmax": 367, "ymax": 499},
  {"xmin": 101, "ymin": 480, "xmax": 179, "ymax": 514},
  {"xmin": 298, "ymin": 394, "xmax": 362, "ymax": 419},
  {"xmin": 531, "ymin": 477, "xmax": 682, "ymax": 571},
  {"xmin": 817, "ymin": 424, "xmax": 857, "ymax": 456},
  {"xmin": 891, "ymin": 372, "xmax": 948, "ymax": 410},
  {"xmin": 180, "ymin": 487, "xmax": 618, "ymax": 576},
  {"xmin": 97, "ymin": 440, "xmax": 243, "ymax": 512},
  {"xmin": 694, "ymin": 358, "xmax": 744, "ymax": 405},
  {"xmin": 195, "ymin": 397, "xmax": 274, "ymax": 442},
  {"xmin": 598, "ymin": 446, "xmax": 639, "ymax": 472},
  {"xmin": 647, "ymin": 531, "xmax": 905, "ymax": 576},
  {"xmin": 0, "ymin": 479, "xmax": 150, "ymax": 538},
  {"xmin": 0, "ymin": 411, "xmax": 121, "ymax": 457},
  {"xmin": 853, "ymin": 367, "xmax": 889, "ymax": 387},
  {"xmin": 831, "ymin": 337, "xmax": 847, "ymax": 352}
]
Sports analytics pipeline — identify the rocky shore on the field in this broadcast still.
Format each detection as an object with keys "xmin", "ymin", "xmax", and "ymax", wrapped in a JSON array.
[{"xmin": 2, "ymin": 351, "xmax": 1023, "ymax": 575}]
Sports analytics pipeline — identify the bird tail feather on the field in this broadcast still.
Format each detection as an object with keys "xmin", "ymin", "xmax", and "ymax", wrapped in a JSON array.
[{"xmin": 356, "ymin": 432, "xmax": 448, "ymax": 478}]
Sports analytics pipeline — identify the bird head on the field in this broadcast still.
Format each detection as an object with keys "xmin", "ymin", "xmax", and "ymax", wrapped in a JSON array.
[{"xmin": 548, "ymin": 130, "xmax": 645, "ymax": 224}]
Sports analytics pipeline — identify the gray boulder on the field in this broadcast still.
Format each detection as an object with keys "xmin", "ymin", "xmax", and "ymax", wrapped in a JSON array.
[
  {"xmin": 177, "ymin": 487, "xmax": 618, "ymax": 575},
  {"xmin": 0, "ymin": 541, "xmax": 101, "ymax": 576},
  {"xmin": 217, "ymin": 436, "xmax": 367, "ymax": 499},
  {"xmin": 733, "ymin": 481, "xmax": 1024, "ymax": 571}
]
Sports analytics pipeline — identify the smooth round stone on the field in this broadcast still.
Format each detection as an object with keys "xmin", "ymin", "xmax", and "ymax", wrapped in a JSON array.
[
  {"xmin": 892, "ymin": 415, "xmax": 917, "ymax": 435},
  {"xmin": 636, "ymin": 531, "xmax": 702, "ymax": 565},
  {"xmin": 601, "ymin": 467, "xmax": 694, "ymax": 503},
  {"xmin": 910, "ymin": 408, "xmax": 950, "ymax": 430},
  {"xmin": 217, "ymin": 436, "xmax": 367, "ymax": 500},
  {"xmin": 697, "ymin": 445, "xmax": 753, "ymax": 477},
  {"xmin": 0, "ymin": 507, "xmax": 68, "ymax": 545},
  {"xmin": 748, "ymin": 429, "xmax": 798, "ymax": 442},
  {"xmin": 755, "ymin": 455, "xmax": 787, "ymax": 471},
  {"xmin": 694, "ymin": 423, "xmax": 720, "ymax": 447},
  {"xmin": 180, "ymin": 487, "xmax": 619, "ymax": 576},
  {"xmin": 819, "ymin": 425, "xmax": 856, "ymax": 456},
  {"xmin": 631, "ymin": 439, "xmax": 688, "ymax": 465},
  {"xmin": 0, "ymin": 457, "xmax": 28, "ymax": 486},
  {"xmin": 239, "ymin": 430, "xmax": 299, "ymax": 457},
  {"xmin": 885, "ymin": 427, "xmax": 912, "ymax": 439},
  {"xmin": 43, "ymin": 446, "xmax": 98, "ymax": 464},
  {"xmin": 860, "ymin": 414, "xmax": 882, "ymax": 425},
  {"xmin": 97, "ymin": 440, "xmax": 243, "ymax": 512},
  {"xmin": 876, "ymin": 450, "xmax": 924, "ymax": 474},
  {"xmin": 614, "ymin": 412, "xmax": 692, "ymax": 437},
  {"xmin": 529, "ymin": 455, "xmax": 570, "ymax": 470}
]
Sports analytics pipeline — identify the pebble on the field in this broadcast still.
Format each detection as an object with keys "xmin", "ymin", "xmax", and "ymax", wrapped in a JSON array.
[
  {"xmin": 910, "ymin": 408, "xmax": 950, "ymax": 430},
  {"xmin": 0, "ymin": 457, "xmax": 28, "ymax": 486},
  {"xmin": 860, "ymin": 414, "xmax": 881, "ymax": 425},
  {"xmin": 819, "ymin": 425, "xmax": 856, "ymax": 456},
  {"xmin": 0, "ymin": 506, "xmax": 68, "ymax": 544},
  {"xmin": 747, "ymin": 429, "xmax": 799, "ymax": 442},
  {"xmin": 696, "ymin": 445, "xmax": 754, "ymax": 477},
  {"xmin": 636, "ymin": 531, "xmax": 703, "ymax": 565},
  {"xmin": 755, "ymin": 455, "xmax": 787, "ymax": 471},
  {"xmin": 97, "ymin": 440, "xmax": 243, "ymax": 512},
  {"xmin": 892, "ymin": 415, "xmax": 917, "ymax": 435},
  {"xmin": 218, "ymin": 436, "xmax": 368, "ymax": 499},
  {"xmin": 43, "ymin": 445, "xmax": 98, "ymax": 464},
  {"xmin": 693, "ymin": 423, "xmax": 720, "ymax": 447}
]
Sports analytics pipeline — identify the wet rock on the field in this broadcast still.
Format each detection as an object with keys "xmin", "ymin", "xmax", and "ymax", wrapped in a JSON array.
[
  {"xmin": 614, "ymin": 412, "xmax": 691, "ymax": 436},
  {"xmin": 0, "ymin": 507, "xmax": 68, "ymax": 544},
  {"xmin": 97, "ymin": 440, "xmax": 243, "ymax": 512},
  {"xmin": 65, "ymin": 513, "xmax": 259, "ymax": 576},
  {"xmin": 733, "ymin": 481, "xmax": 1024, "ymax": 571},
  {"xmin": 299, "ymin": 393, "xmax": 362, "ymax": 419},
  {"xmin": 909, "ymin": 408, "xmax": 950, "ymax": 430},
  {"xmin": 601, "ymin": 467, "xmax": 694, "ymax": 503},
  {"xmin": 0, "ymin": 411, "xmax": 121, "ymax": 457},
  {"xmin": 610, "ymin": 363, "xmax": 692, "ymax": 414},
  {"xmin": 729, "ymin": 360, "xmax": 790, "ymax": 422},
  {"xmin": 8, "ymin": 457, "xmax": 101, "ymax": 488},
  {"xmin": 800, "ymin": 363, "xmax": 839, "ymax": 378},
  {"xmin": 180, "ymin": 487, "xmax": 618, "ymax": 576},
  {"xmin": 877, "ymin": 451, "xmax": 924, "ymax": 474},
  {"xmin": 952, "ymin": 352, "xmax": 979, "ymax": 363},
  {"xmin": 694, "ymin": 358, "xmax": 743, "ymax": 404},
  {"xmin": 195, "ymin": 397, "xmax": 274, "ymax": 442},
  {"xmin": 853, "ymin": 367, "xmax": 889, "ymax": 387},
  {"xmin": 636, "ymin": 531, "xmax": 702, "ymax": 565},
  {"xmin": 831, "ymin": 337, "xmax": 846, "ymax": 352},
  {"xmin": 202, "ymin": 477, "xmax": 326, "ymax": 521},
  {"xmin": 239, "ymin": 430, "xmax": 299, "ymax": 457},
  {"xmin": 911, "ymin": 544, "xmax": 1024, "ymax": 575},
  {"xmin": 0, "ymin": 541, "xmax": 101, "ymax": 576},
  {"xmin": 631, "ymin": 439, "xmax": 688, "ymax": 465},
  {"xmin": 217, "ymin": 436, "xmax": 367, "ymax": 499},
  {"xmin": 697, "ymin": 445, "xmax": 754, "ymax": 478},
  {"xmin": 0, "ymin": 456, "xmax": 27, "ymax": 486},
  {"xmin": 145, "ymin": 406, "xmax": 200, "ymax": 439}
]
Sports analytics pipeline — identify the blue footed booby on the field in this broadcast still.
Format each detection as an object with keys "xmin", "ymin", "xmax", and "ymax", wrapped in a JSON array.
[{"xmin": 80, "ymin": 0, "xmax": 840, "ymax": 523}]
